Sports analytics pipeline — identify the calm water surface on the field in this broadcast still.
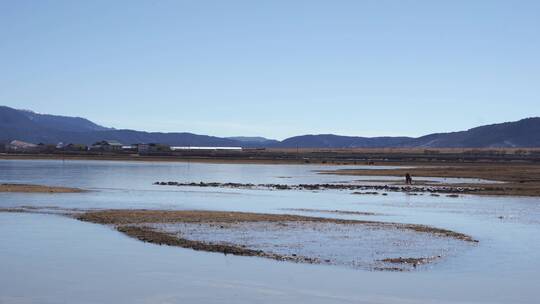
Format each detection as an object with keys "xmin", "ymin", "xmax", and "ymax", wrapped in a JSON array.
[{"xmin": 1, "ymin": 159, "xmax": 539, "ymax": 303}]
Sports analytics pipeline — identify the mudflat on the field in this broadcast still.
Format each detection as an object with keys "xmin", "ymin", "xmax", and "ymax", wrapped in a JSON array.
[
  {"xmin": 72, "ymin": 209, "xmax": 477, "ymax": 271},
  {"xmin": 0, "ymin": 183, "xmax": 84, "ymax": 193},
  {"xmin": 76, "ymin": 209, "xmax": 476, "ymax": 242},
  {"xmin": 323, "ymin": 163, "xmax": 540, "ymax": 197}
]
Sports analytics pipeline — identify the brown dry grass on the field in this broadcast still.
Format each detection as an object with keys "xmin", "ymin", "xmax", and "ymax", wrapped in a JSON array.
[
  {"xmin": 4, "ymin": 148, "xmax": 540, "ymax": 165},
  {"xmin": 0, "ymin": 153, "xmax": 312, "ymax": 165},
  {"xmin": 267, "ymin": 147, "xmax": 540, "ymax": 154}
]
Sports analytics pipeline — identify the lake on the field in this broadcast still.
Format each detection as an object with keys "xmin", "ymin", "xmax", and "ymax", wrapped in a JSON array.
[{"xmin": 1, "ymin": 159, "xmax": 539, "ymax": 303}]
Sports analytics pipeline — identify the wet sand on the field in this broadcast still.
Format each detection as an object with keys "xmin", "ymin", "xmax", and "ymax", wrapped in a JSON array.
[{"xmin": 0, "ymin": 183, "xmax": 84, "ymax": 193}]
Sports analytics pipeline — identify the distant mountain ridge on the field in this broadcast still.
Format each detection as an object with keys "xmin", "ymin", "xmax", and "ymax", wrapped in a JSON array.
[
  {"xmin": 226, "ymin": 136, "xmax": 279, "ymax": 144},
  {"xmin": 19, "ymin": 109, "xmax": 111, "ymax": 132},
  {"xmin": 0, "ymin": 106, "xmax": 252, "ymax": 147},
  {"xmin": 1, "ymin": 105, "xmax": 540, "ymax": 148},
  {"xmin": 278, "ymin": 134, "xmax": 414, "ymax": 148},
  {"xmin": 405, "ymin": 117, "xmax": 540, "ymax": 148}
]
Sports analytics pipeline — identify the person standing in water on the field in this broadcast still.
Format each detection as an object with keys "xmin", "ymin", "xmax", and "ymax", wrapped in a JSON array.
[{"xmin": 405, "ymin": 173, "xmax": 412, "ymax": 185}]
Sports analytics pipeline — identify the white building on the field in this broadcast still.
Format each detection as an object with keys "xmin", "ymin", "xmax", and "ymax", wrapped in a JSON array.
[
  {"xmin": 170, "ymin": 146, "xmax": 242, "ymax": 151},
  {"xmin": 6, "ymin": 140, "xmax": 38, "ymax": 152}
]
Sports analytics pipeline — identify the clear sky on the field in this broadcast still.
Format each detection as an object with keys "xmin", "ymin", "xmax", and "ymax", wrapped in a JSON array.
[{"xmin": 1, "ymin": 0, "xmax": 539, "ymax": 140}]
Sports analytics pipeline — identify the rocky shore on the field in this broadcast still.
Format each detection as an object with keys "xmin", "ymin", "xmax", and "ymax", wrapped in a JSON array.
[{"xmin": 153, "ymin": 181, "xmax": 483, "ymax": 195}]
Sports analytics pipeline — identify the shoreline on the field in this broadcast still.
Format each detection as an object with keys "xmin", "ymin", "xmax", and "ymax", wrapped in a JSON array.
[
  {"xmin": 2, "ymin": 151, "xmax": 540, "ymax": 166},
  {"xmin": 322, "ymin": 164, "xmax": 540, "ymax": 197},
  {"xmin": 0, "ymin": 153, "xmax": 332, "ymax": 165}
]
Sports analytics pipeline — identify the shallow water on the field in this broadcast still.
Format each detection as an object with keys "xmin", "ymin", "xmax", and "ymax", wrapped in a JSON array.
[{"xmin": 1, "ymin": 159, "xmax": 540, "ymax": 303}]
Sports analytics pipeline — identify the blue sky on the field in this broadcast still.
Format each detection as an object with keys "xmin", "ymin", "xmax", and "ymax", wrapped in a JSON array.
[{"xmin": 1, "ymin": 0, "xmax": 539, "ymax": 139}]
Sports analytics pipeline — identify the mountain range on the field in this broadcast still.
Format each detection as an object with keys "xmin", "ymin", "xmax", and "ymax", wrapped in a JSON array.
[{"xmin": 1, "ymin": 105, "xmax": 540, "ymax": 148}]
